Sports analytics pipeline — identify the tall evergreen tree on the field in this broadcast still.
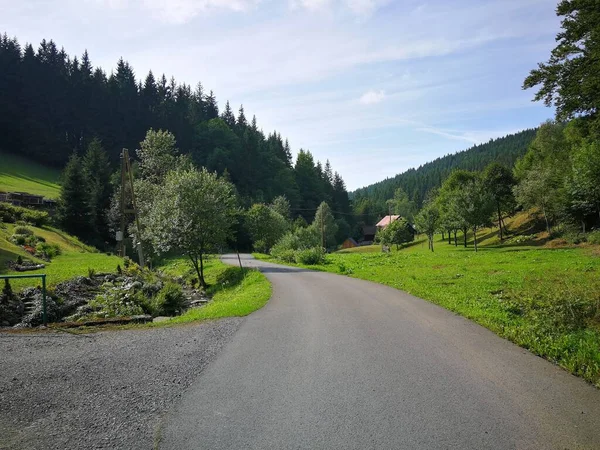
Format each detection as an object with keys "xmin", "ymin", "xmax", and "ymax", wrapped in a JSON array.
[
  {"xmin": 82, "ymin": 138, "xmax": 113, "ymax": 245},
  {"xmin": 58, "ymin": 153, "xmax": 92, "ymax": 239},
  {"xmin": 222, "ymin": 101, "xmax": 236, "ymax": 129}
]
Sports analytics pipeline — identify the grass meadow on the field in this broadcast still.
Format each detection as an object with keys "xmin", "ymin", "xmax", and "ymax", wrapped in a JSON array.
[{"xmin": 0, "ymin": 152, "xmax": 61, "ymax": 198}]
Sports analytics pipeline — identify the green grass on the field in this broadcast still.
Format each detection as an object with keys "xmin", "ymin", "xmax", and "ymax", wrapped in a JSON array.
[
  {"xmin": 0, "ymin": 152, "xmax": 61, "ymax": 198},
  {"xmin": 152, "ymin": 257, "xmax": 271, "ymax": 326},
  {"xmin": 256, "ymin": 234, "xmax": 600, "ymax": 386},
  {"xmin": 1, "ymin": 223, "xmax": 121, "ymax": 289}
]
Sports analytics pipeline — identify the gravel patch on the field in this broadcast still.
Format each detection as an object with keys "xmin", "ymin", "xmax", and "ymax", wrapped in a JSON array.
[{"xmin": 0, "ymin": 318, "xmax": 244, "ymax": 450}]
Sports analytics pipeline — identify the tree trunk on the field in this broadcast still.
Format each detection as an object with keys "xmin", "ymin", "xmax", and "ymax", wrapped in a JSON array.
[
  {"xmin": 189, "ymin": 253, "xmax": 207, "ymax": 288},
  {"xmin": 448, "ymin": 230, "xmax": 451, "ymax": 245},
  {"xmin": 501, "ymin": 217, "xmax": 508, "ymax": 236},
  {"xmin": 463, "ymin": 227, "xmax": 468, "ymax": 247},
  {"xmin": 497, "ymin": 202, "xmax": 503, "ymax": 241},
  {"xmin": 542, "ymin": 204, "xmax": 551, "ymax": 234},
  {"xmin": 473, "ymin": 227, "xmax": 478, "ymax": 252},
  {"xmin": 442, "ymin": 231, "xmax": 445, "ymax": 240},
  {"xmin": 454, "ymin": 230, "xmax": 457, "ymax": 247},
  {"xmin": 430, "ymin": 234, "xmax": 434, "ymax": 252}
]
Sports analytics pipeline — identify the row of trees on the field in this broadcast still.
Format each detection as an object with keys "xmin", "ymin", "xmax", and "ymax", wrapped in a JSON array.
[
  {"xmin": 0, "ymin": 33, "xmax": 351, "ymax": 217},
  {"xmin": 411, "ymin": 119, "xmax": 600, "ymax": 252},
  {"xmin": 412, "ymin": 162, "xmax": 512, "ymax": 252},
  {"xmin": 407, "ymin": 0, "xmax": 600, "ymax": 251}
]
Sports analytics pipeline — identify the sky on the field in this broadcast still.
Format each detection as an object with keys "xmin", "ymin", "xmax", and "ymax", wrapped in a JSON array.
[{"xmin": 1, "ymin": 0, "xmax": 559, "ymax": 190}]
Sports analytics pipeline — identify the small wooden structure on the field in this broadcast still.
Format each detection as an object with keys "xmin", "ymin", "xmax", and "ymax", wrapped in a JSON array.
[
  {"xmin": 361, "ymin": 225, "xmax": 377, "ymax": 243},
  {"xmin": 0, "ymin": 191, "xmax": 45, "ymax": 206},
  {"xmin": 341, "ymin": 238, "xmax": 358, "ymax": 249}
]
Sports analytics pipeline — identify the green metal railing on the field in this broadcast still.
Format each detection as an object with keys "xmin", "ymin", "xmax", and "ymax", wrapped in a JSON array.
[{"xmin": 0, "ymin": 274, "xmax": 47, "ymax": 325}]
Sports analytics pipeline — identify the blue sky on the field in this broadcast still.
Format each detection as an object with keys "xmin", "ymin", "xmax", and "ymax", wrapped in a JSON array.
[{"xmin": 1, "ymin": 0, "xmax": 558, "ymax": 190}]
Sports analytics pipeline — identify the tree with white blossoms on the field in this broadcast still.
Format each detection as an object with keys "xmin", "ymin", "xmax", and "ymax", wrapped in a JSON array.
[{"xmin": 144, "ymin": 167, "xmax": 237, "ymax": 287}]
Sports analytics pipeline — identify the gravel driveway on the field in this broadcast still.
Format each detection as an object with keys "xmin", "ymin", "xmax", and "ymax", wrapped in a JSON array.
[{"xmin": 0, "ymin": 318, "xmax": 243, "ymax": 450}]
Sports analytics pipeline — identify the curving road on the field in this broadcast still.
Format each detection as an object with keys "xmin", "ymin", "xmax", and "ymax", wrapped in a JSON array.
[{"xmin": 159, "ymin": 254, "xmax": 600, "ymax": 450}]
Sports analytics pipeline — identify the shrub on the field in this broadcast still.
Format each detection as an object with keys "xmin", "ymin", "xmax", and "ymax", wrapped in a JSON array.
[
  {"xmin": 587, "ymin": 230, "xmax": 600, "ymax": 245},
  {"xmin": 35, "ymin": 242, "xmax": 61, "ymax": 259},
  {"xmin": 562, "ymin": 230, "xmax": 586, "ymax": 245},
  {"xmin": 0, "ymin": 203, "xmax": 49, "ymax": 226},
  {"xmin": 13, "ymin": 226, "xmax": 33, "ymax": 236},
  {"xmin": 275, "ymin": 248, "xmax": 296, "ymax": 263},
  {"xmin": 153, "ymin": 282, "xmax": 185, "ymax": 316},
  {"xmin": 296, "ymin": 247, "xmax": 325, "ymax": 265},
  {"xmin": 12, "ymin": 235, "xmax": 26, "ymax": 245},
  {"xmin": 89, "ymin": 290, "xmax": 145, "ymax": 318}
]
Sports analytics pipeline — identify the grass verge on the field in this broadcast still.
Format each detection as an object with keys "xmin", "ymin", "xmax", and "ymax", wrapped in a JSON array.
[
  {"xmin": 151, "ymin": 257, "xmax": 271, "ymax": 326},
  {"xmin": 256, "ymin": 238, "xmax": 600, "ymax": 387}
]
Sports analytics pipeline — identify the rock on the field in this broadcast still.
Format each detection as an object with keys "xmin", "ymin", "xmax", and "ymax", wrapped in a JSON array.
[{"xmin": 153, "ymin": 316, "xmax": 171, "ymax": 323}]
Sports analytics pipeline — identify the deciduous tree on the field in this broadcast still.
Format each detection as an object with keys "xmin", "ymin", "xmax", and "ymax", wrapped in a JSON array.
[{"xmin": 144, "ymin": 167, "xmax": 237, "ymax": 287}]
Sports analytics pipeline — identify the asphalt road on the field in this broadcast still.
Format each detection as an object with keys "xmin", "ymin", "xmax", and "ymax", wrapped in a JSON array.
[{"xmin": 160, "ymin": 254, "xmax": 600, "ymax": 450}]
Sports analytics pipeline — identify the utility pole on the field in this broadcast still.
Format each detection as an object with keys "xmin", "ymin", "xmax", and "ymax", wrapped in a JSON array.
[
  {"xmin": 118, "ymin": 149, "xmax": 145, "ymax": 268},
  {"xmin": 321, "ymin": 211, "xmax": 325, "ymax": 250}
]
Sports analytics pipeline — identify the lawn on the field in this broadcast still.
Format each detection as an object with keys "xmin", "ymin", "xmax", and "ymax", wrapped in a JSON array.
[
  {"xmin": 0, "ymin": 151, "xmax": 61, "ymax": 198},
  {"xmin": 256, "ymin": 235, "xmax": 600, "ymax": 386},
  {"xmin": 152, "ymin": 256, "xmax": 272, "ymax": 326},
  {"xmin": 1, "ymin": 223, "xmax": 121, "ymax": 289}
]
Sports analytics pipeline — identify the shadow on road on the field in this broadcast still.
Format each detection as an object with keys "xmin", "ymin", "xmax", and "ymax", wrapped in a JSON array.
[{"xmin": 257, "ymin": 266, "xmax": 314, "ymax": 274}]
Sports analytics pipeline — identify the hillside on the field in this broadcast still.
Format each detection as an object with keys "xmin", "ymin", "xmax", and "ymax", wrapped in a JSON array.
[
  {"xmin": 352, "ymin": 128, "xmax": 536, "ymax": 210},
  {"xmin": 0, "ymin": 222, "xmax": 121, "ymax": 289},
  {"xmin": 0, "ymin": 151, "xmax": 61, "ymax": 198},
  {"xmin": 0, "ymin": 34, "xmax": 351, "ymax": 222}
]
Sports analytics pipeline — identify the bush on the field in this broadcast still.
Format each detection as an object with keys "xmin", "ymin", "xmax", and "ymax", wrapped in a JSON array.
[
  {"xmin": 35, "ymin": 242, "xmax": 61, "ymax": 259},
  {"xmin": 12, "ymin": 235, "xmax": 26, "ymax": 245},
  {"xmin": 587, "ymin": 230, "xmax": 600, "ymax": 245},
  {"xmin": 296, "ymin": 247, "xmax": 325, "ymax": 265},
  {"xmin": 0, "ymin": 203, "xmax": 49, "ymax": 226},
  {"xmin": 275, "ymin": 248, "xmax": 296, "ymax": 263},
  {"xmin": 89, "ymin": 290, "xmax": 145, "ymax": 318},
  {"xmin": 13, "ymin": 226, "xmax": 33, "ymax": 236},
  {"xmin": 562, "ymin": 230, "xmax": 586, "ymax": 245},
  {"xmin": 153, "ymin": 282, "xmax": 185, "ymax": 316}
]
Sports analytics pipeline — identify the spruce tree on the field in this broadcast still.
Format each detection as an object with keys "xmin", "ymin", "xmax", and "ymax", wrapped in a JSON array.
[
  {"xmin": 222, "ymin": 101, "xmax": 236, "ymax": 129},
  {"xmin": 58, "ymin": 153, "xmax": 92, "ymax": 239},
  {"xmin": 82, "ymin": 138, "xmax": 113, "ymax": 245}
]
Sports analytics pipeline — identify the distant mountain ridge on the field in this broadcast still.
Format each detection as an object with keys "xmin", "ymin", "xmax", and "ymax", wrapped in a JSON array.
[{"xmin": 352, "ymin": 128, "xmax": 537, "ymax": 208}]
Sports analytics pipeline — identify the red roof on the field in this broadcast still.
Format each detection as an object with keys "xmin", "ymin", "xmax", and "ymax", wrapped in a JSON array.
[{"xmin": 376, "ymin": 215, "xmax": 400, "ymax": 228}]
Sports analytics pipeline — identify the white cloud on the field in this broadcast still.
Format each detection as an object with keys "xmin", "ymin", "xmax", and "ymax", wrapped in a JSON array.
[
  {"xmin": 416, "ymin": 127, "xmax": 524, "ymax": 145},
  {"xmin": 345, "ymin": 0, "xmax": 389, "ymax": 16},
  {"xmin": 291, "ymin": 0, "xmax": 389, "ymax": 15},
  {"xmin": 359, "ymin": 90, "xmax": 385, "ymax": 104},
  {"xmin": 291, "ymin": 0, "xmax": 332, "ymax": 12},
  {"xmin": 93, "ymin": 0, "xmax": 260, "ymax": 23}
]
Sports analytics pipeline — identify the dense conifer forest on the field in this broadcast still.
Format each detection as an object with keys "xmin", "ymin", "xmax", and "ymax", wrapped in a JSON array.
[
  {"xmin": 0, "ymin": 33, "xmax": 351, "ymax": 220},
  {"xmin": 352, "ymin": 129, "xmax": 537, "ymax": 218}
]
